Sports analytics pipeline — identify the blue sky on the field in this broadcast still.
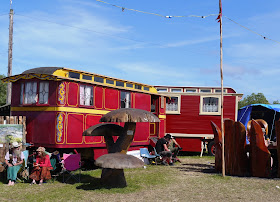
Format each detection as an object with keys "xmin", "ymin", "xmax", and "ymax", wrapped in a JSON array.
[{"xmin": 0, "ymin": 0, "xmax": 279, "ymax": 103}]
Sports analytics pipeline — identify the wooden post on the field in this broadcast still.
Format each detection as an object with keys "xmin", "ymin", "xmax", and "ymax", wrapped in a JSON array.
[
  {"xmin": 6, "ymin": 8, "xmax": 14, "ymax": 105},
  {"xmin": 218, "ymin": 0, "xmax": 225, "ymax": 177}
]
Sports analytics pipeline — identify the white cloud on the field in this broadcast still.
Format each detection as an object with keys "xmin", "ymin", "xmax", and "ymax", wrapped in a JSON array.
[{"xmin": 164, "ymin": 36, "xmax": 219, "ymax": 48}]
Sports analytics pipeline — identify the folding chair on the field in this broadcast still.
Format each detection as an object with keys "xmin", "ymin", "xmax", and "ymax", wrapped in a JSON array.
[
  {"xmin": 62, "ymin": 153, "xmax": 81, "ymax": 183},
  {"xmin": 20, "ymin": 150, "xmax": 30, "ymax": 181},
  {"xmin": 140, "ymin": 148, "xmax": 157, "ymax": 165}
]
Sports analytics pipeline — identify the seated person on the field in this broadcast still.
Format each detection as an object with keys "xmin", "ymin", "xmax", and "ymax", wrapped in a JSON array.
[
  {"xmin": 155, "ymin": 134, "xmax": 173, "ymax": 165},
  {"xmin": 167, "ymin": 134, "xmax": 182, "ymax": 163},
  {"xmin": 4, "ymin": 142, "xmax": 25, "ymax": 186},
  {"xmin": 30, "ymin": 147, "xmax": 52, "ymax": 185}
]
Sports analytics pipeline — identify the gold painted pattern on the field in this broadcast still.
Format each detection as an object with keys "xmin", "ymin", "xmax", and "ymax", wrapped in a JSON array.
[
  {"xmin": 2, "ymin": 73, "xmax": 59, "ymax": 83},
  {"xmin": 56, "ymin": 113, "xmax": 64, "ymax": 143},
  {"xmin": 58, "ymin": 83, "xmax": 65, "ymax": 105}
]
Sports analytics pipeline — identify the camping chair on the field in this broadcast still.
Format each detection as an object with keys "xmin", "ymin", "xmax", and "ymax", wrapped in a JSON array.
[
  {"xmin": 49, "ymin": 152, "xmax": 63, "ymax": 182},
  {"xmin": 140, "ymin": 148, "xmax": 157, "ymax": 165},
  {"xmin": 62, "ymin": 153, "xmax": 81, "ymax": 183},
  {"xmin": 19, "ymin": 150, "xmax": 30, "ymax": 181}
]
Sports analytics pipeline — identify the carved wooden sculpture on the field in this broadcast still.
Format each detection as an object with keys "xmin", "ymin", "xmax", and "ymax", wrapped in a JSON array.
[
  {"xmin": 275, "ymin": 120, "xmax": 280, "ymax": 178},
  {"xmin": 210, "ymin": 121, "xmax": 222, "ymax": 172},
  {"xmin": 211, "ymin": 119, "xmax": 248, "ymax": 176},
  {"xmin": 233, "ymin": 121, "xmax": 248, "ymax": 176},
  {"xmin": 224, "ymin": 119, "xmax": 235, "ymax": 175},
  {"xmin": 95, "ymin": 153, "xmax": 144, "ymax": 187},
  {"xmin": 249, "ymin": 120, "xmax": 271, "ymax": 178},
  {"xmin": 83, "ymin": 108, "xmax": 160, "ymax": 187}
]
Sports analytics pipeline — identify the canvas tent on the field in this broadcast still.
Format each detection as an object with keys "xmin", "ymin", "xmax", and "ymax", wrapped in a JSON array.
[{"xmin": 238, "ymin": 104, "xmax": 280, "ymax": 141}]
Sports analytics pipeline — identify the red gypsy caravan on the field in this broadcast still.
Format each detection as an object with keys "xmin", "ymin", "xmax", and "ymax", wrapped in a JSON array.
[
  {"xmin": 155, "ymin": 85, "xmax": 242, "ymax": 155},
  {"xmin": 2, "ymin": 67, "xmax": 166, "ymax": 159}
]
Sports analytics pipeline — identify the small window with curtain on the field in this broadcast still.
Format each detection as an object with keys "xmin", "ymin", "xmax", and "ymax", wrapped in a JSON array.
[
  {"xmin": 166, "ymin": 96, "xmax": 181, "ymax": 114},
  {"xmin": 120, "ymin": 91, "xmax": 131, "ymax": 108},
  {"xmin": 200, "ymin": 95, "xmax": 221, "ymax": 115},
  {"xmin": 39, "ymin": 82, "xmax": 49, "ymax": 104},
  {"xmin": 23, "ymin": 82, "xmax": 37, "ymax": 104},
  {"xmin": 80, "ymin": 85, "xmax": 93, "ymax": 106}
]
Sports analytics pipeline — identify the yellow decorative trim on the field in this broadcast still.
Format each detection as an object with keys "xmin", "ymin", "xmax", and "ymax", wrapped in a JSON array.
[
  {"xmin": 150, "ymin": 123, "xmax": 156, "ymax": 135},
  {"xmin": 158, "ymin": 115, "xmax": 166, "ymax": 119},
  {"xmin": 57, "ymin": 83, "xmax": 66, "ymax": 105},
  {"xmin": 55, "ymin": 112, "xmax": 65, "ymax": 144},
  {"xmin": 53, "ymin": 69, "xmax": 68, "ymax": 77},
  {"xmin": 11, "ymin": 106, "xmax": 110, "ymax": 115},
  {"xmin": 2, "ymin": 73, "xmax": 60, "ymax": 83}
]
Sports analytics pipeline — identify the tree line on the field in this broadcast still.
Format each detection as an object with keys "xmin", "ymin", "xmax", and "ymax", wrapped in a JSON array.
[
  {"xmin": 238, "ymin": 93, "xmax": 279, "ymax": 109},
  {"xmin": 0, "ymin": 74, "xmax": 7, "ymax": 106}
]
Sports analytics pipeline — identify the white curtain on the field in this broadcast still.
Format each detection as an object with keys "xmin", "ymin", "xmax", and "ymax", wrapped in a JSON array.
[
  {"xmin": 125, "ymin": 92, "xmax": 130, "ymax": 108},
  {"xmin": 24, "ymin": 82, "xmax": 37, "ymax": 104},
  {"xmin": 39, "ymin": 82, "xmax": 49, "ymax": 104},
  {"xmin": 84, "ymin": 86, "xmax": 91, "ymax": 106},
  {"xmin": 80, "ymin": 85, "xmax": 85, "ymax": 105}
]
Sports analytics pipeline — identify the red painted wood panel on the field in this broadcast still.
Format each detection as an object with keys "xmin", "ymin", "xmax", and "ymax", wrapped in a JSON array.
[
  {"xmin": 84, "ymin": 114, "xmax": 103, "ymax": 144},
  {"xmin": 94, "ymin": 86, "xmax": 103, "ymax": 109},
  {"xmin": 166, "ymin": 95, "xmax": 236, "ymax": 134},
  {"xmin": 134, "ymin": 93, "xmax": 150, "ymax": 111},
  {"xmin": 159, "ymin": 119, "xmax": 166, "ymax": 138},
  {"xmin": 104, "ymin": 88, "xmax": 119, "ymax": 110},
  {"xmin": 66, "ymin": 113, "xmax": 84, "ymax": 144},
  {"xmin": 133, "ymin": 122, "xmax": 149, "ymax": 142},
  {"xmin": 67, "ymin": 83, "xmax": 79, "ymax": 107},
  {"xmin": 48, "ymin": 81, "xmax": 57, "ymax": 106},
  {"xmin": 11, "ymin": 82, "xmax": 21, "ymax": 106},
  {"xmin": 159, "ymin": 96, "xmax": 166, "ymax": 114},
  {"xmin": 175, "ymin": 137, "xmax": 202, "ymax": 152},
  {"xmin": 27, "ymin": 112, "xmax": 56, "ymax": 145}
]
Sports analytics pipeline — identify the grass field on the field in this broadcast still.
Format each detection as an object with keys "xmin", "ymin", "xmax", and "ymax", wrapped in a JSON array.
[{"xmin": 1, "ymin": 156, "xmax": 280, "ymax": 202}]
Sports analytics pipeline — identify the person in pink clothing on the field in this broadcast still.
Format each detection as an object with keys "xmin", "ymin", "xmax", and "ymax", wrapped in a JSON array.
[{"xmin": 29, "ymin": 147, "xmax": 52, "ymax": 185}]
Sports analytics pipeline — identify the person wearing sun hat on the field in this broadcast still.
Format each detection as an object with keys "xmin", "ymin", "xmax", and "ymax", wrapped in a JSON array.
[
  {"xmin": 4, "ymin": 142, "xmax": 25, "ymax": 186},
  {"xmin": 29, "ymin": 147, "xmax": 52, "ymax": 185}
]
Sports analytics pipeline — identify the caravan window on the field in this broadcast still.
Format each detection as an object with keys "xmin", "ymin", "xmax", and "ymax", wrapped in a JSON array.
[
  {"xmin": 200, "ymin": 95, "xmax": 221, "ymax": 115},
  {"xmin": 80, "ymin": 85, "xmax": 93, "ymax": 106},
  {"xmin": 20, "ymin": 81, "xmax": 49, "ymax": 105},
  {"xmin": 166, "ymin": 96, "xmax": 181, "ymax": 114},
  {"xmin": 120, "ymin": 91, "xmax": 131, "ymax": 108}
]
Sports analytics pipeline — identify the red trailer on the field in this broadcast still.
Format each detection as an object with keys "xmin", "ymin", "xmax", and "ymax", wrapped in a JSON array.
[
  {"xmin": 2, "ymin": 67, "xmax": 166, "ymax": 160},
  {"xmin": 155, "ymin": 86, "xmax": 242, "ymax": 155}
]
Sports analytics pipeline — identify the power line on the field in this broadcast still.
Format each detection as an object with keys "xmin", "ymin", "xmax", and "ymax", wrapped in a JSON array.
[
  {"xmin": 224, "ymin": 16, "xmax": 280, "ymax": 44},
  {"xmin": 96, "ymin": 0, "xmax": 218, "ymax": 19},
  {"xmin": 96, "ymin": 0, "xmax": 280, "ymax": 45}
]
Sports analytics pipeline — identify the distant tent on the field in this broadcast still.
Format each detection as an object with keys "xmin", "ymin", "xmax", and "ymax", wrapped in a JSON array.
[{"xmin": 238, "ymin": 104, "xmax": 280, "ymax": 141}]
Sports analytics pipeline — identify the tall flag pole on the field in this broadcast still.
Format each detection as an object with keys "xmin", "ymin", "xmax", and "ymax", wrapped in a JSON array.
[{"xmin": 217, "ymin": 0, "xmax": 225, "ymax": 177}]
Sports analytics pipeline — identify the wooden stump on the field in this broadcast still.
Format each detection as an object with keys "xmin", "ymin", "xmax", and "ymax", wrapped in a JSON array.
[{"xmin": 101, "ymin": 168, "xmax": 127, "ymax": 188}]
